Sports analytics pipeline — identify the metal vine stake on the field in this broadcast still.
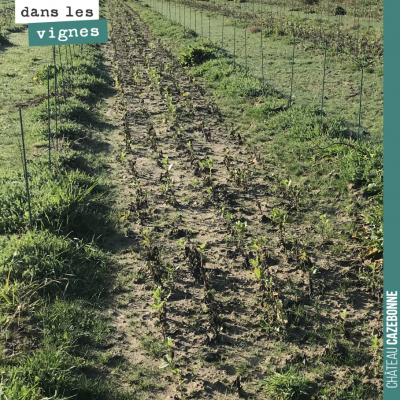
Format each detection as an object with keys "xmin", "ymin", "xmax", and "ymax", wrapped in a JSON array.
[
  {"xmin": 58, "ymin": 46, "xmax": 65, "ymax": 99},
  {"xmin": 201, "ymin": 11, "xmax": 203, "ymax": 40},
  {"xmin": 320, "ymin": 40, "xmax": 327, "ymax": 132},
  {"xmin": 357, "ymin": 68, "xmax": 364, "ymax": 142},
  {"xmin": 222, "ymin": 15, "xmax": 224, "ymax": 50},
  {"xmin": 261, "ymin": 31, "xmax": 264, "ymax": 89},
  {"xmin": 18, "ymin": 107, "xmax": 33, "ymax": 231},
  {"xmin": 233, "ymin": 21, "xmax": 236, "ymax": 68},
  {"xmin": 244, "ymin": 28, "xmax": 247, "ymax": 74},
  {"xmin": 64, "ymin": 44, "xmax": 69, "ymax": 80},
  {"xmin": 69, "ymin": 44, "xmax": 74, "ymax": 71},
  {"xmin": 327, "ymin": 0, "xmax": 330, "ymax": 22},
  {"xmin": 47, "ymin": 67, "xmax": 52, "ymax": 169},
  {"xmin": 288, "ymin": 36, "xmax": 296, "ymax": 107},
  {"xmin": 52, "ymin": 45, "xmax": 58, "ymax": 150}
]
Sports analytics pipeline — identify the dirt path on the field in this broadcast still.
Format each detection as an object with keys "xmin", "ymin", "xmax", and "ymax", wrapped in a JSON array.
[{"xmin": 98, "ymin": 1, "xmax": 382, "ymax": 398}]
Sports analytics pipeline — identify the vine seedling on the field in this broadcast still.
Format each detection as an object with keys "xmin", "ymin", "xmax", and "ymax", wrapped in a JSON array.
[
  {"xmin": 270, "ymin": 208, "xmax": 293, "ymax": 245},
  {"xmin": 149, "ymin": 286, "xmax": 171, "ymax": 338},
  {"xmin": 142, "ymin": 229, "xmax": 163, "ymax": 284},
  {"xmin": 199, "ymin": 158, "xmax": 214, "ymax": 184}
]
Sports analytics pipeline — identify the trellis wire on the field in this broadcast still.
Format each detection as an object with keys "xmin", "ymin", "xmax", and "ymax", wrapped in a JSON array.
[{"xmin": 18, "ymin": 107, "xmax": 33, "ymax": 231}]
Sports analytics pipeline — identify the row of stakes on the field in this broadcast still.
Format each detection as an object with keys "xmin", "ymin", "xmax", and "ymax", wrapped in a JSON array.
[
  {"xmin": 150, "ymin": 0, "xmax": 365, "ymax": 139},
  {"xmin": 17, "ymin": 44, "xmax": 92, "ymax": 231},
  {"xmin": 16, "ymin": 6, "xmax": 366, "ymax": 232},
  {"xmin": 154, "ymin": 0, "xmax": 377, "ymax": 27}
]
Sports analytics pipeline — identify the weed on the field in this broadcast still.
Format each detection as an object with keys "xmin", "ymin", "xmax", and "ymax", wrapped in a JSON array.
[
  {"xmin": 0, "ymin": 158, "xmax": 110, "ymax": 236},
  {"xmin": 39, "ymin": 299, "xmax": 111, "ymax": 348},
  {"xmin": 318, "ymin": 214, "xmax": 334, "ymax": 241},
  {"xmin": 0, "ymin": 345, "xmax": 131, "ymax": 399},
  {"xmin": 140, "ymin": 335, "xmax": 166, "ymax": 358},
  {"xmin": 180, "ymin": 42, "xmax": 218, "ymax": 67},
  {"xmin": 0, "ymin": 230, "xmax": 112, "ymax": 299},
  {"xmin": 270, "ymin": 208, "xmax": 293, "ymax": 244},
  {"xmin": 259, "ymin": 366, "xmax": 315, "ymax": 399},
  {"xmin": 34, "ymin": 98, "xmax": 95, "ymax": 125}
]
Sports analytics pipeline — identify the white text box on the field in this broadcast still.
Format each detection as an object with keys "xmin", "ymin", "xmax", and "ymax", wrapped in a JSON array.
[{"xmin": 15, "ymin": 1, "xmax": 99, "ymax": 23}]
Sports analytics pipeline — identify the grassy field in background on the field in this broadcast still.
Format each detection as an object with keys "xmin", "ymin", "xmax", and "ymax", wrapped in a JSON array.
[
  {"xmin": 181, "ymin": 0, "xmax": 383, "ymax": 27},
  {"xmin": 143, "ymin": 0, "xmax": 383, "ymax": 141},
  {"xmin": 0, "ymin": 29, "xmax": 54, "ymax": 176}
]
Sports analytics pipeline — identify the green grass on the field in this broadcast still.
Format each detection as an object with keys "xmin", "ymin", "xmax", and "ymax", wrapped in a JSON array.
[
  {"xmin": 0, "ymin": 29, "xmax": 54, "ymax": 177},
  {"xmin": 0, "ymin": 155, "xmax": 111, "ymax": 236},
  {"xmin": 0, "ymin": 29, "xmax": 109, "ymax": 178},
  {"xmin": 0, "ymin": 13, "xmax": 135, "ymax": 398},
  {"xmin": 38, "ymin": 299, "xmax": 112, "ymax": 348},
  {"xmin": 0, "ymin": 230, "xmax": 113, "ymax": 299},
  {"xmin": 185, "ymin": 0, "xmax": 383, "ymax": 26},
  {"xmin": 259, "ymin": 366, "xmax": 315, "ymax": 399},
  {"xmin": 1, "ymin": 345, "xmax": 132, "ymax": 400}
]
